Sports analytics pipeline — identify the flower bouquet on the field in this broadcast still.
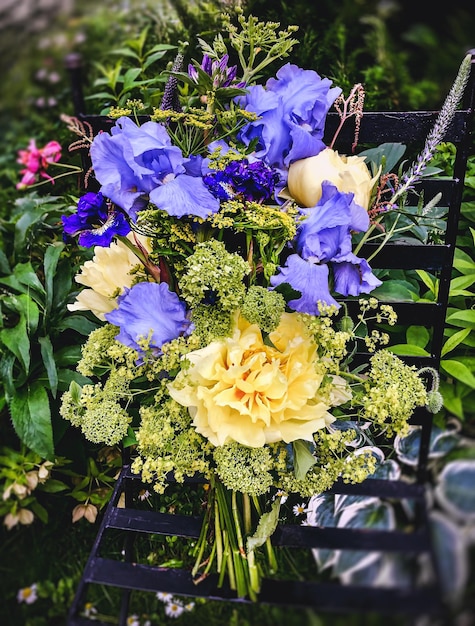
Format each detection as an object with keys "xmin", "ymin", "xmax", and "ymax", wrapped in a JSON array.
[{"xmin": 59, "ymin": 12, "xmax": 470, "ymax": 600}]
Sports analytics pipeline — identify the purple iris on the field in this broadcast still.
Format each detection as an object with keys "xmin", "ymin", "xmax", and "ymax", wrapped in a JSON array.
[
  {"xmin": 203, "ymin": 159, "xmax": 279, "ymax": 202},
  {"xmin": 296, "ymin": 182, "xmax": 369, "ymax": 263},
  {"xmin": 188, "ymin": 54, "xmax": 240, "ymax": 89},
  {"xmin": 237, "ymin": 64, "xmax": 341, "ymax": 186},
  {"xmin": 332, "ymin": 253, "xmax": 382, "ymax": 296},
  {"xmin": 270, "ymin": 254, "xmax": 340, "ymax": 315},
  {"xmin": 105, "ymin": 282, "xmax": 193, "ymax": 356},
  {"xmin": 90, "ymin": 117, "xmax": 219, "ymax": 221},
  {"xmin": 270, "ymin": 182, "xmax": 381, "ymax": 312},
  {"xmin": 61, "ymin": 191, "xmax": 130, "ymax": 247}
]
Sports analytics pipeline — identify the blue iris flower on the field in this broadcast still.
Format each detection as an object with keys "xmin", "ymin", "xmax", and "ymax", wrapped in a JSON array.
[
  {"xmin": 105, "ymin": 282, "xmax": 194, "ymax": 356},
  {"xmin": 332, "ymin": 253, "xmax": 382, "ymax": 296},
  {"xmin": 90, "ymin": 117, "xmax": 219, "ymax": 221},
  {"xmin": 62, "ymin": 191, "xmax": 131, "ymax": 248},
  {"xmin": 270, "ymin": 254, "xmax": 340, "ymax": 315},
  {"xmin": 270, "ymin": 182, "xmax": 381, "ymax": 312},
  {"xmin": 296, "ymin": 182, "xmax": 369, "ymax": 263},
  {"xmin": 237, "ymin": 64, "xmax": 342, "ymax": 186}
]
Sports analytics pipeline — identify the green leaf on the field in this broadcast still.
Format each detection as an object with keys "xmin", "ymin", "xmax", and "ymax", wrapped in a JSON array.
[
  {"xmin": 57, "ymin": 315, "xmax": 100, "ymax": 336},
  {"xmin": 0, "ymin": 317, "xmax": 30, "ymax": 372},
  {"xmin": 44, "ymin": 243, "xmax": 64, "ymax": 314},
  {"xmin": 293, "ymin": 439, "xmax": 317, "ymax": 480},
  {"xmin": 246, "ymin": 498, "xmax": 281, "ymax": 553},
  {"xmin": 441, "ymin": 359, "xmax": 475, "ymax": 388},
  {"xmin": 435, "ymin": 460, "xmax": 475, "ymax": 520},
  {"xmin": 450, "ymin": 274, "xmax": 475, "ymax": 291},
  {"xmin": 406, "ymin": 325, "xmax": 430, "ymax": 349},
  {"xmin": 445, "ymin": 309, "xmax": 475, "ymax": 328},
  {"xmin": 30, "ymin": 500, "xmax": 49, "ymax": 524},
  {"xmin": 441, "ymin": 328, "xmax": 472, "ymax": 356},
  {"xmin": 39, "ymin": 336, "xmax": 58, "ymax": 397},
  {"xmin": 0, "ymin": 247, "xmax": 10, "ymax": 274},
  {"xmin": 9, "ymin": 383, "xmax": 54, "ymax": 460},
  {"xmin": 429, "ymin": 511, "xmax": 468, "ymax": 603},
  {"xmin": 370, "ymin": 280, "xmax": 418, "ymax": 301},
  {"xmin": 123, "ymin": 426, "xmax": 138, "ymax": 447},
  {"xmin": 143, "ymin": 49, "xmax": 175, "ymax": 70},
  {"xmin": 388, "ymin": 344, "xmax": 430, "ymax": 356},
  {"xmin": 1, "ymin": 293, "xmax": 40, "ymax": 334},
  {"xmin": 14, "ymin": 262, "xmax": 45, "ymax": 296},
  {"xmin": 68, "ymin": 380, "xmax": 83, "ymax": 404},
  {"xmin": 122, "ymin": 67, "xmax": 143, "ymax": 91},
  {"xmin": 415, "ymin": 270, "xmax": 437, "ymax": 294},
  {"xmin": 40, "ymin": 479, "xmax": 69, "ymax": 493},
  {"xmin": 358, "ymin": 142, "xmax": 406, "ymax": 174}
]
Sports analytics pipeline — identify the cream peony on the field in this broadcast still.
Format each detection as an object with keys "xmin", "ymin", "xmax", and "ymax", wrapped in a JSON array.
[
  {"xmin": 68, "ymin": 234, "xmax": 151, "ymax": 321},
  {"xmin": 168, "ymin": 312, "xmax": 336, "ymax": 447},
  {"xmin": 287, "ymin": 147, "xmax": 380, "ymax": 210}
]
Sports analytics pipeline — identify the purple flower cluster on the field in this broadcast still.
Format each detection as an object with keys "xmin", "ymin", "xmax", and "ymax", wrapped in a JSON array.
[
  {"xmin": 203, "ymin": 159, "xmax": 280, "ymax": 202},
  {"xmin": 62, "ymin": 191, "xmax": 130, "ymax": 247},
  {"xmin": 189, "ymin": 54, "xmax": 240, "ymax": 89},
  {"xmin": 63, "ymin": 62, "xmax": 382, "ymax": 350}
]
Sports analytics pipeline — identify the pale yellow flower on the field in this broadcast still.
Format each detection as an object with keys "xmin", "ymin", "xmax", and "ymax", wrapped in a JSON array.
[
  {"xmin": 169, "ymin": 312, "xmax": 335, "ymax": 447},
  {"xmin": 68, "ymin": 234, "xmax": 151, "ymax": 321},
  {"xmin": 72, "ymin": 503, "xmax": 98, "ymax": 523},
  {"xmin": 4, "ymin": 508, "xmax": 35, "ymax": 529},
  {"xmin": 287, "ymin": 147, "xmax": 380, "ymax": 210}
]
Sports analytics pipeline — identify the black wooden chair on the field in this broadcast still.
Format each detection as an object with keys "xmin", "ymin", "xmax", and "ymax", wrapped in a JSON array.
[{"xmin": 64, "ymin": 50, "xmax": 475, "ymax": 626}]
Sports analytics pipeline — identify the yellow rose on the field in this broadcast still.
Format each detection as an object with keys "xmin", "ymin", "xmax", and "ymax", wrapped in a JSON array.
[
  {"xmin": 287, "ymin": 147, "xmax": 380, "ymax": 210},
  {"xmin": 168, "ymin": 312, "xmax": 335, "ymax": 447},
  {"xmin": 68, "ymin": 234, "xmax": 151, "ymax": 321}
]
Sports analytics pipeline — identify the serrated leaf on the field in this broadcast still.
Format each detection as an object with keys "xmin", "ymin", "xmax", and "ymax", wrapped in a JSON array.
[
  {"xmin": 9, "ymin": 383, "xmax": 54, "ymax": 460},
  {"xmin": 246, "ymin": 498, "xmax": 281, "ymax": 553}
]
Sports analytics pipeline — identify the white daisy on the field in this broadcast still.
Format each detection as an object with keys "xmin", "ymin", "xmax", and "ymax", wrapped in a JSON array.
[
  {"xmin": 17, "ymin": 583, "xmax": 38, "ymax": 604},
  {"xmin": 292, "ymin": 502, "xmax": 307, "ymax": 516},
  {"xmin": 165, "ymin": 601, "xmax": 185, "ymax": 618}
]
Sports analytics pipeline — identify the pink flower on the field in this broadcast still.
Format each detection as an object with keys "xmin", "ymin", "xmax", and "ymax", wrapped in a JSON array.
[{"xmin": 16, "ymin": 139, "xmax": 62, "ymax": 189}]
